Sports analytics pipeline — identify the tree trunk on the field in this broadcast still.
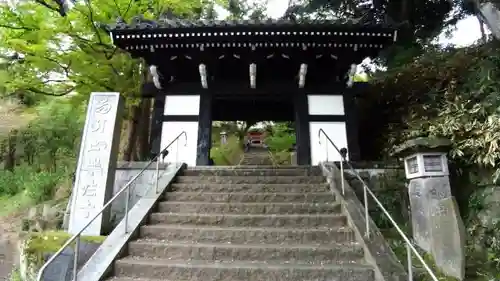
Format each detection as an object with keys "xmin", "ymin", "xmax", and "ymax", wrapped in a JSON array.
[
  {"xmin": 474, "ymin": 1, "xmax": 500, "ymax": 41},
  {"xmin": 478, "ymin": 15, "xmax": 487, "ymax": 43},
  {"xmin": 123, "ymin": 105, "xmax": 141, "ymax": 161},
  {"xmin": 4, "ymin": 130, "xmax": 17, "ymax": 171}
]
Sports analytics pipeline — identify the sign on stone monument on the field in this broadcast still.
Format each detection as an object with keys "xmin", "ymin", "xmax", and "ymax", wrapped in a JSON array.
[
  {"xmin": 408, "ymin": 177, "xmax": 452, "ymax": 252},
  {"xmin": 68, "ymin": 92, "xmax": 124, "ymax": 235},
  {"xmin": 408, "ymin": 179, "xmax": 431, "ymax": 252},
  {"xmin": 429, "ymin": 197, "xmax": 466, "ymax": 280}
]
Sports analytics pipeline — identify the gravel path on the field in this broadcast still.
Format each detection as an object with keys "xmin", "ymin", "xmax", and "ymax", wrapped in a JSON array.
[{"xmin": 0, "ymin": 213, "xmax": 22, "ymax": 281}]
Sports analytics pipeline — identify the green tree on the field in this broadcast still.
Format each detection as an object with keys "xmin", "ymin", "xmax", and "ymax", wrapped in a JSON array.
[{"xmin": 0, "ymin": 0, "xmax": 211, "ymax": 160}]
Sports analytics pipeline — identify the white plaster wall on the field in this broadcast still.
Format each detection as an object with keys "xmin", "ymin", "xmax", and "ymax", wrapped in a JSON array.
[
  {"xmin": 160, "ymin": 121, "xmax": 199, "ymax": 167},
  {"xmin": 307, "ymin": 95, "xmax": 345, "ymax": 115},
  {"xmin": 164, "ymin": 95, "xmax": 200, "ymax": 115},
  {"xmin": 161, "ymin": 95, "xmax": 200, "ymax": 166},
  {"xmin": 310, "ymin": 122, "xmax": 348, "ymax": 164}
]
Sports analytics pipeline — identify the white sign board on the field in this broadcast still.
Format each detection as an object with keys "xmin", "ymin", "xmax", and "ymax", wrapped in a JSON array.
[{"xmin": 68, "ymin": 92, "xmax": 123, "ymax": 235}]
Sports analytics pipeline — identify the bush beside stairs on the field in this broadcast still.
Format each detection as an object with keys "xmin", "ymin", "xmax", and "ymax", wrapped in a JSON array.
[{"xmin": 104, "ymin": 166, "xmax": 378, "ymax": 281}]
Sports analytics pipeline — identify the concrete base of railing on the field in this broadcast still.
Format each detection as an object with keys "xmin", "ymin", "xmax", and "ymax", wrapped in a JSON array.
[
  {"xmin": 75, "ymin": 163, "xmax": 186, "ymax": 281},
  {"xmin": 320, "ymin": 162, "xmax": 408, "ymax": 281}
]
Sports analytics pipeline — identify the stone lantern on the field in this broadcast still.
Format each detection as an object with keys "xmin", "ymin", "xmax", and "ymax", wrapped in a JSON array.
[
  {"xmin": 393, "ymin": 137, "xmax": 465, "ymax": 280},
  {"xmin": 220, "ymin": 131, "xmax": 228, "ymax": 145}
]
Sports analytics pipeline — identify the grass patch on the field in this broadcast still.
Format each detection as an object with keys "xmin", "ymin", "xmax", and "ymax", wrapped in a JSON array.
[
  {"xmin": 25, "ymin": 231, "xmax": 106, "ymax": 254},
  {"xmin": 211, "ymin": 136, "xmax": 244, "ymax": 165},
  {"xmin": 0, "ymin": 193, "xmax": 33, "ymax": 217}
]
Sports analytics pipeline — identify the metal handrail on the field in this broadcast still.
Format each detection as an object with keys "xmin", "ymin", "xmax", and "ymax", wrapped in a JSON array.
[
  {"xmin": 318, "ymin": 128, "xmax": 439, "ymax": 281},
  {"xmin": 36, "ymin": 131, "xmax": 188, "ymax": 281}
]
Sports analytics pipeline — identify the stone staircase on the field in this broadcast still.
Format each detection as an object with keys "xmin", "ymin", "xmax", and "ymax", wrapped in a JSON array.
[
  {"xmin": 105, "ymin": 166, "xmax": 376, "ymax": 281},
  {"xmin": 239, "ymin": 147, "xmax": 274, "ymax": 165}
]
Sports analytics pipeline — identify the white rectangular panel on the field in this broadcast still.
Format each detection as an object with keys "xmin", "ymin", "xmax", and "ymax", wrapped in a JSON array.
[
  {"xmin": 310, "ymin": 122, "xmax": 348, "ymax": 165},
  {"xmin": 164, "ymin": 95, "xmax": 200, "ymax": 116},
  {"xmin": 160, "ymin": 122, "xmax": 199, "ymax": 166},
  {"xmin": 307, "ymin": 95, "xmax": 345, "ymax": 115}
]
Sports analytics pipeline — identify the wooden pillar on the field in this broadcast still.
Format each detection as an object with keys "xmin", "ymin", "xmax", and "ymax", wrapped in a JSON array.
[
  {"xmin": 149, "ymin": 89, "xmax": 165, "ymax": 159},
  {"xmin": 196, "ymin": 91, "xmax": 213, "ymax": 165},
  {"xmin": 293, "ymin": 91, "xmax": 311, "ymax": 165},
  {"xmin": 344, "ymin": 87, "xmax": 361, "ymax": 161}
]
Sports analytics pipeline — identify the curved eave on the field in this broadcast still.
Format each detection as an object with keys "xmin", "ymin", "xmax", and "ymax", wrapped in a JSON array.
[
  {"xmin": 109, "ymin": 20, "xmax": 398, "ymax": 60},
  {"xmin": 112, "ymin": 34, "xmax": 398, "ymax": 61}
]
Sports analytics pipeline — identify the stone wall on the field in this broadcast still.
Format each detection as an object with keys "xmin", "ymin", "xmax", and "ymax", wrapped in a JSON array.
[
  {"xmin": 17, "ymin": 232, "xmax": 105, "ymax": 281},
  {"xmin": 109, "ymin": 162, "xmax": 171, "ymax": 228},
  {"xmin": 320, "ymin": 162, "xmax": 408, "ymax": 281}
]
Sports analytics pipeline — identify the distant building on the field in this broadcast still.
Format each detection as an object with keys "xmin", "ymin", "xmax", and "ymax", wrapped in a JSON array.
[{"xmin": 247, "ymin": 131, "xmax": 265, "ymax": 146}]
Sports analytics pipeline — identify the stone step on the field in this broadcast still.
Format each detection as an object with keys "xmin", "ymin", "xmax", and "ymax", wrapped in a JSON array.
[
  {"xmin": 149, "ymin": 213, "xmax": 347, "ymax": 228},
  {"xmin": 128, "ymin": 239, "xmax": 365, "ymax": 264},
  {"xmin": 105, "ymin": 278, "xmax": 161, "ymax": 281},
  {"xmin": 182, "ymin": 168, "xmax": 321, "ymax": 177},
  {"xmin": 170, "ymin": 183, "xmax": 328, "ymax": 193},
  {"xmin": 114, "ymin": 258, "xmax": 375, "ymax": 281},
  {"xmin": 139, "ymin": 225, "xmax": 356, "ymax": 244},
  {"xmin": 157, "ymin": 201, "xmax": 341, "ymax": 214},
  {"xmin": 163, "ymin": 192, "xmax": 335, "ymax": 203},
  {"xmin": 200, "ymin": 166, "xmax": 314, "ymax": 169},
  {"xmin": 175, "ymin": 176, "xmax": 325, "ymax": 184}
]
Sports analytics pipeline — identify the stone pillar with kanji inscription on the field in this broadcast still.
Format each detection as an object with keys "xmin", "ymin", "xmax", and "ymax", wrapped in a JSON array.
[
  {"xmin": 393, "ymin": 137, "xmax": 465, "ymax": 280},
  {"xmin": 68, "ymin": 92, "xmax": 124, "ymax": 236}
]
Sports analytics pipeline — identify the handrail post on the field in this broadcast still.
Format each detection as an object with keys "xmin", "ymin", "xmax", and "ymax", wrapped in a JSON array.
[
  {"xmin": 124, "ymin": 186, "xmax": 130, "ymax": 234},
  {"xmin": 175, "ymin": 138, "xmax": 179, "ymax": 168},
  {"xmin": 325, "ymin": 136, "xmax": 329, "ymax": 162},
  {"xmin": 155, "ymin": 156, "xmax": 160, "ymax": 194},
  {"xmin": 73, "ymin": 235, "xmax": 80, "ymax": 281},
  {"xmin": 339, "ymin": 159, "xmax": 345, "ymax": 196},
  {"xmin": 363, "ymin": 183, "xmax": 370, "ymax": 238},
  {"xmin": 407, "ymin": 242, "xmax": 413, "ymax": 281}
]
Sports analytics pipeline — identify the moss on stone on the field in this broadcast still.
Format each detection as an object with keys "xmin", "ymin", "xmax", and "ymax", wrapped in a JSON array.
[
  {"xmin": 22, "ymin": 230, "xmax": 106, "ymax": 269},
  {"xmin": 25, "ymin": 231, "xmax": 106, "ymax": 254}
]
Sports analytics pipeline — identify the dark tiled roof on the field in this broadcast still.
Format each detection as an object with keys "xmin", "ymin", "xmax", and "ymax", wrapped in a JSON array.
[{"xmin": 107, "ymin": 16, "xmax": 396, "ymax": 32}]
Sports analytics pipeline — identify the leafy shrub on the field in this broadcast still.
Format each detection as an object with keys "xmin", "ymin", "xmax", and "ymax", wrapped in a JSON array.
[
  {"xmin": 0, "ymin": 99, "xmax": 83, "ymax": 204},
  {"xmin": 211, "ymin": 135, "xmax": 243, "ymax": 165},
  {"xmin": 0, "ymin": 165, "xmax": 69, "ymax": 202},
  {"xmin": 265, "ymin": 122, "xmax": 295, "ymax": 152}
]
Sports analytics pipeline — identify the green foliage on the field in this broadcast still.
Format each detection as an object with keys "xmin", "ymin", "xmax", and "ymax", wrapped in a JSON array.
[
  {"xmin": 363, "ymin": 39, "xmax": 500, "ymax": 278},
  {"xmin": 211, "ymin": 135, "xmax": 243, "ymax": 165},
  {"xmin": 8, "ymin": 268, "xmax": 22, "ymax": 281},
  {"xmin": 0, "ymin": 100, "xmax": 82, "ymax": 205},
  {"xmin": 284, "ymin": 0, "xmax": 455, "ymax": 47},
  {"xmin": 0, "ymin": 0, "xmax": 209, "ymax": 104},
  {"xmin": 265, "ymin": 122, "xmax": 295, "ymax": 152},
  {"xmin": 370, "ymin": 42, "xmax": 500, "ymax": 182},
  {"xmin": 0, "ymin": 0, "xmax": 214, "ymax": 213}
]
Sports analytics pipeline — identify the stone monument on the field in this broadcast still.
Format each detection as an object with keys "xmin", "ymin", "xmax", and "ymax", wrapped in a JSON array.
[
  {"xmin": 68, "ymin": 92, "xmax": 124, "ymax": 236},
  {"xmin": 429, "ymin": 197, "xmax": 466, "ymax": 280},
  {"xmin": 393, "ymin": 137, "xmax": 465, "ymax": 280},
  {"xmin": 220, "ymin": 131, "xmax": 227, "ymax": 145}
]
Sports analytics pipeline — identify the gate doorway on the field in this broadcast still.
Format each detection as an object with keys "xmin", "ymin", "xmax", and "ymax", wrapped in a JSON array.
[{"xmin": 210, "ymin": 96, "xmax": 297, "ymax": 166}]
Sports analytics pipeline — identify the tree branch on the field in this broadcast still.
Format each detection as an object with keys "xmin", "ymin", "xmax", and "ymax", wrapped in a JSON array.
[
  {"xmin": 84, "ymin": 0, "xmax": 104, "ymax": 46},
  {"xmin": 32, "ymin": 0, "xmax": 66, "ymax": 17},
  {"xmin": 113, "ymin": 0, "xmax": 124, "ymax": 18},
  {"xmin": 0, "ymin": 23, "xmax": 36, "ymax": 31},
  {"xmin": 27, "ymin": 86, "xmax": 76, "ymax": 96}
]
